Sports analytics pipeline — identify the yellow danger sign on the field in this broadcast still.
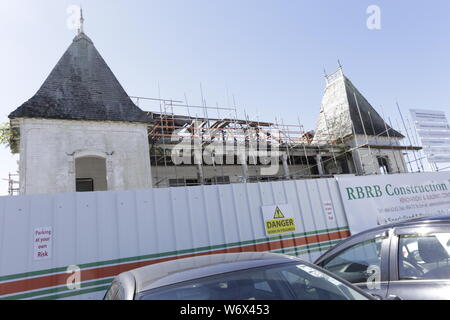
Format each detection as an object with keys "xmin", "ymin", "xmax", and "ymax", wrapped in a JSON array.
[
  {"xmin": 273, "ymin": 207, "xmax": 285, "ymax": 219},
  {"xmin": 265, "ymin": 218, "xmax": 296, "ymax": 235},
  {"xmin": 263, "ymin": 206, "xmax": 296, "ymax": 235}
]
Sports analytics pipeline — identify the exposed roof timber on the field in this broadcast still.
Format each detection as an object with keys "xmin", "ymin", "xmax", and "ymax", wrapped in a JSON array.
[
  {"xmin": 362, "ymin": 144, "xmax": 422, "ymax": 151},
  {"xmin": 147, "ymin": 112, "xmax": 274, "ymax": 128}
]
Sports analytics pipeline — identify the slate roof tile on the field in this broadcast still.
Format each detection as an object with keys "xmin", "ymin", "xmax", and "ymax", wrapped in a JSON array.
[{"xmin": 9, "ymin": 33, "xmax": 149, "ymax": 123}]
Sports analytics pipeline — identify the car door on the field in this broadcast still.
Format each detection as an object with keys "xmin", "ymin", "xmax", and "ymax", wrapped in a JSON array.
[
  {"xmin": 317, "ymin": 230, "xmax": 391, "ymax": 299},
  {"xmin": 387, "ymin": 225, "xmax": 450, "ymax": 300}
]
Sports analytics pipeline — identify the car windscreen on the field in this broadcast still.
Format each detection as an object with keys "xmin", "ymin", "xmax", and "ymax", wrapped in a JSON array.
[{"xmin": 136, "ymin": 261, "xmax": 370, "ymax": 300}]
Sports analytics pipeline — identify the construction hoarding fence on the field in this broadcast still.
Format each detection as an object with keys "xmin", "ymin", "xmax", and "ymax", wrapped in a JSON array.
[
  {"xmin": 0, "ymin": 172, "xmax": 449, "ymax": 300},
  {"xmin": 0, "ymin": 178, "xmax": 348, "ymax": 300}
]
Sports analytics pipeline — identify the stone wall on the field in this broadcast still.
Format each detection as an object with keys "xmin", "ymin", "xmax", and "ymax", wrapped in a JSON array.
[{"xmin": 18, "ymin": 118, "xmax": 152, "ymax": 195}]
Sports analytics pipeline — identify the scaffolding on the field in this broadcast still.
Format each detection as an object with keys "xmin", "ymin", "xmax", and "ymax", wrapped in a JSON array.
[
  {"xmin": 3, "ymin": 173, "xmax": 19, "ymax": 196},
  {"xmin": 2, "ymin": 94, "xmax": 425, "ymax": 194},
  {"xmin": 130, "ymin": 95, "xmax": 348, "ymax": 188}
]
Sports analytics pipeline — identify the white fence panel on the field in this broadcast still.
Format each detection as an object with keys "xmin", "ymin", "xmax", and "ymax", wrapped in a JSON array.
[{"xmin": 0, "ymin": 178, "xmax": 350, "ymax": 300}]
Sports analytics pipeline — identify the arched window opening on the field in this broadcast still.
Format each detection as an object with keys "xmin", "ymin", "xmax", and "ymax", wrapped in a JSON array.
[
  {"xmin": 377, "ymin": 156, "xmax": 391, "ymax": 175},
  {"xmin": 75, "ymin": 156, "xmax": 107, "ymax": 192}
]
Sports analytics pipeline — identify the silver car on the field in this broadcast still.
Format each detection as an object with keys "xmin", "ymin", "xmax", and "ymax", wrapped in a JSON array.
[
  {"xmin": 315, "ymin": 215, "xmax": 450, "ymax": 300},
  {"xmin": 104, "ymin": 252, "xmax": 373, "ymax": 300}
]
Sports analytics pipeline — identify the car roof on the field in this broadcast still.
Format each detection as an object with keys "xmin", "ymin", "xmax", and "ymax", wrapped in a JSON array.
[
  {"xmin": 413, "ymin": 214, "xmax": 450, "ymax": 223},
  {"xmin": 125, "ymin": 252, "xmax": 300, "ymax": 293},
  {"xmin": 362, "ymin": 214, "xmax": 450, "ymax": 233}
]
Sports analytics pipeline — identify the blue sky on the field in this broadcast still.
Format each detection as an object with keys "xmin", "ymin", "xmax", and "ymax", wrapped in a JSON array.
[{"xmin": 0, "ymin": 0, "xmax": 449, "ymax": 194}]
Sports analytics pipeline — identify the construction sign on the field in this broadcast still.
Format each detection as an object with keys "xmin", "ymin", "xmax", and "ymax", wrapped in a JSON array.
[{"xmin": 262, "ymin": 204, "xmax": 296, "ymax": 236}]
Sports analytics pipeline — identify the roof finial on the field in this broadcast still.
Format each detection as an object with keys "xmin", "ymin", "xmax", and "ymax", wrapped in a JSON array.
[
  {"xmin": 78, "ymin": 6, "xmax": 84, "ymax": 35},
  {"xmin": 337, "ymin": 59, "xmax": 343, "ymax": 69}
]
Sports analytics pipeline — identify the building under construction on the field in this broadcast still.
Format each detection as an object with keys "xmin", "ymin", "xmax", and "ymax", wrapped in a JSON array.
[
  {"xmin": 6, "ymin": 23, "xmax": 422, "ymax": 195},
  {"xmin": 137, "ymin": 66, "xmax": 421, "ymax": 188}
]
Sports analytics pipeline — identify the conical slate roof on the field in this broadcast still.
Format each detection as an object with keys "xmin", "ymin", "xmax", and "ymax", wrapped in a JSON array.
[
  {"xmin": 313, "ymin": 68, "xmax": 403, "ymax": 144},
  {"xmin": 9, "ymin": 32, "xmax": 148, "ymax": 123}
]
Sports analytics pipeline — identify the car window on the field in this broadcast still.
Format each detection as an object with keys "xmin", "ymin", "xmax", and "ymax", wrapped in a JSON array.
[
  {"xmin": 138, "ymin": 264, "xmax": 291, "ymax": 300},
  {"xmin": 137, "ymin": 262, "xmax": 369, "ymax": 300},
  {"xmin": 279, "ymin": 265, "xmax": 363, "ymax": 300},
  {"xmin": 320, "ymin": 237, "xmax": 384, "ymax": 285},
  {"xmin": 398, "ymin": 232, "xmax": 450, "ymax": 280}
]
